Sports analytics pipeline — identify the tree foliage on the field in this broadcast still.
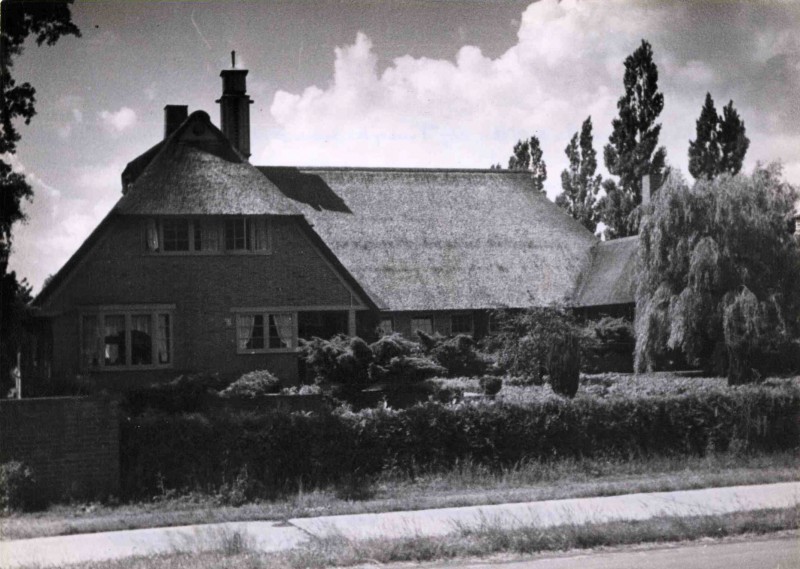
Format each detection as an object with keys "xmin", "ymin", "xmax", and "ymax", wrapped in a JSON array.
[
  {"xmin": 601, "ymin": 40, "xmax": 667, "ymax": 239},
  {"xmin": 556, "ymin": 116, "xmax": 602, "ymax": 232},
  {"xmin": 0, "ymin": 0, "xmax": 80, "ymax": 395},
  {"xmin": 635, "ymin": 165, "xmax": 800, "ymax": 384},
  {"xmin": 507, "ymin": 135, "xmax": 547, "ymax": 193},
  {"xmin": 688, "ymin": 93, "xmax": 749, "ymax": 180}
]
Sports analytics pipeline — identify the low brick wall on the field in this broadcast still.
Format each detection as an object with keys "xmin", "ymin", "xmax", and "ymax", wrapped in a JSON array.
[{"xmin": 0, "ymin": 397, "xmax": 120, "ymax": 502}]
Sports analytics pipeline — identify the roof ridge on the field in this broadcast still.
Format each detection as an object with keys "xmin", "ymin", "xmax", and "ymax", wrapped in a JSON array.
[{"xmin": 256, "ymin": 166, "xmax": 530, "ymax": 174}]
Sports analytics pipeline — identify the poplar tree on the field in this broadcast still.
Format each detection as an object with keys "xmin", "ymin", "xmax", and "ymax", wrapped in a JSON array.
[
  {"xmin": 718, "ymin": 101, "xmax": 749, "ymax": 176},
  {"xmin": 688, "ymin": 94, "xmax": 749, "ymax": 180},
  {"xmin": 556, "ymin": 116, "xmax": 601, "ymax": 232},
  {"xmin": 601, "ymin": 40, "xmax": 667, "ymax": 239},
  {"xmin": 508, "ymin": 136, "xmax": 547, "ymax": 193},
  {"xmin": 688, "ymin": 93, "xmax": 720, "ymax": 180}
]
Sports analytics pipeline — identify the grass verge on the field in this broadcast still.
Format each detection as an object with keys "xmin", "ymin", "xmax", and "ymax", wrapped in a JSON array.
[
  {"xmin": 1, "ymin": 451, "xmax": 798, "ymax": 541},
  {"xmin": 20, "ymin": 506, "xmax": 800, "ymax": 569}
]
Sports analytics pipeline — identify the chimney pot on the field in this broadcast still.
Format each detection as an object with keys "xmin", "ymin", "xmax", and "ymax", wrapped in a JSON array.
[{"xmin": 164, "ymin": 105, "xmax": 188, "ymax": 139}]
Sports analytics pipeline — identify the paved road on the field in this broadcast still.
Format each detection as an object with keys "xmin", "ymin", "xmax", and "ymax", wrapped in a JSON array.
[{"xmin": 422, "ymin": 536, "xmax": 799, "ymax": 569}]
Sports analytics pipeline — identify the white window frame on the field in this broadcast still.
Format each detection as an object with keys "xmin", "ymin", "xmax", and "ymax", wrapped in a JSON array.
[
  {"xmin": 145, "ymin": 217, "xmax": 271, "ymax": 255},
  {"xmin": 235, "ymin": 310, "xmax": 297, "ymax": 354},
  {"xmin": 79, "ymin": 305, "xmax": 175, "ymax": 371},
  {"xmin": 450, "ymin": 313, "xmax": 474, "ymax": 336}
]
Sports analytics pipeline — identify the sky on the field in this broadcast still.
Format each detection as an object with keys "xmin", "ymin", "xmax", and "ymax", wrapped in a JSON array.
[{"xmin": 7, "ymin": 0, "xmax": 800, "ymax": 293}]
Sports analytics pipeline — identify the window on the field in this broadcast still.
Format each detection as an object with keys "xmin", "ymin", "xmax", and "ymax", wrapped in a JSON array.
[
  {"xmin": 162, "ymin": 219, "xmax": 190, "ymax": 251},
  {"xmin": 237, "ymin": 312, "xmax": 295, "ymax": 353},
  {"xmin": 81, "ymin": 308, "xmax": 173, "ymax": 370},
  {"xmin": 298, "ymin": 311, "xmax": 348, "ymax": 341},
  {"xmin": 145, "ymin": 217, "xmax": 267, "ymax": 254},
  {"xmin": 410, "ymin": 316, "xmax": 433, "ymax": 335},
  {"xmin": 450, "ymin": 313, "xmax": 474, "ymax": 336},
  {"xmin": 225, "ymin": 217, "xmax": 269, "ymax": 252},
  {"xmin": 488, "ymin": 312, "xmax": 503, "ymax": 334},
  {"xmin": 378, "ymin": 317, "xmax": 394, "ymax": 336}
]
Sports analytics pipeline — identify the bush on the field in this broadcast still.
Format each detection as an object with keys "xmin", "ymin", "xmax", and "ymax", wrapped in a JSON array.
[
  {"xmin": 492, "ymin": 305, "xmax": 582, "ymax": 384},
  {"xmin": 122, "ymin": 372, "xmax": 228, "ymax": 414},
  {"xmin": 417, "ymin": 331, "xmax": 489, "ymax": 377},
  {"xmin": 582, "ymin": 317, "xmax": 635, "ymax": 373},
  {"xmin": 548, "ymin": 332, "xmax": 581, "ymax": 398},
  {"xmin": 119, "ymin": 379, "xmax": 800, "ymax": 500},
  {"xmin": 299, "ymin": 335, "xmax": 374, "ymax": 387},
  {"xmin": 280, "ymin": 384, "xmax": 323, "ymax": 396},
  {"xmin": 0, "ymin": 461, "xmax": 39, "ymax": 512},
  {"xmin": 479, "ymin": 376, "xmax": 503, "ymax": 397},
  {"xmin": 369, "ymin": 333, "xmax": 421, "ymax": 365},
  {"xmin": 370, "ymin": 356, "xmax": 446, "ymax": 384},
  {"xmin": 220, "ymin": 370, "xmax": 281, "ymax": 398}
]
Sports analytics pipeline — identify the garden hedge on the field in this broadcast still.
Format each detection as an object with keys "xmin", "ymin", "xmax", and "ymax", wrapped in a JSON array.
[{"xmin": 119, "ymin": 381, "xmax": 800, "ymax": 499}]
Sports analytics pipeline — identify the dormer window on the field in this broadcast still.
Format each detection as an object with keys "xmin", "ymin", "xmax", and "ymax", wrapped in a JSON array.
[{"xmin": 145, "ymin": 217, "xmax": 269, "ymax": 254}]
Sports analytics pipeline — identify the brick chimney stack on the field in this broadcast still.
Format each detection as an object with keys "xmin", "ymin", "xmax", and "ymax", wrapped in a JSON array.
[
  {"xmin": 641, "ymin": 175, "xmax": 651, "ymax": 207},
  {"xmin": 216, "ymin": 51, "xmax": 253, "ymax": 159},
  {"xmin": 164, "ymin": 105, "xmax": 188, "ymax": 139}
]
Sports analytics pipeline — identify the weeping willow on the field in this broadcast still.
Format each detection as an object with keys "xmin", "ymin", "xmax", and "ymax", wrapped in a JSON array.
[{"xmin": 635, "ymin": 165, "xmax": 800, "ymax": 384}]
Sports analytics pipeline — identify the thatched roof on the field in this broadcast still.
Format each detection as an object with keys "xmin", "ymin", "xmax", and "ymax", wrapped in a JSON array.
[
  {"xmin": 260, "ymin": 167, "xmax": 597, "ymax": 311},
  {"xmin": 573, "ymin": 236, "xmax": 638, "ymax": 307},
  {"xmin": 116, "ymin": 111, "xmax": 301, "ymax": 216}
]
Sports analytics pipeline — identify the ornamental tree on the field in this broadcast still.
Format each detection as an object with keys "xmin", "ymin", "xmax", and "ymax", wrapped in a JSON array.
[{"xmin": 635, "ymin": 165, "xmax": 800, "ymax": 384}]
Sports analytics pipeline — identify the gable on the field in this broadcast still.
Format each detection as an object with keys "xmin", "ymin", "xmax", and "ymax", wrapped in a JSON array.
[{"xmin": 260, "ymin": 167, "xmax": 598, "ymax": 311}]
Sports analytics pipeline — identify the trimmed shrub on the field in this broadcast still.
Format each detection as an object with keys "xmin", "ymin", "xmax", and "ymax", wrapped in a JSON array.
[
  {"xmin": 548, "ymin": 332, "xmax": 581, "ymax": 398},
  {"xmin": 417, "ymin": 331, "xmax": 489, "ymax": 377},
  {"xmin": 0, "ymin": 461, "xmax": 39, "ymax": 512},
  {"xmin": 220, "ymin": 370, "xmax": 281, "ymax": 398},
  {"xmin": 119, "ymin": 379, "xmax": 800, "ymax": 500},
  {"xmin": 369, "ymin": 333, "xmax": 421, "ymax": 366},
  {"xmin": 299, "ymin": 335, "xmax": 374, "ymax": 387},
  {"xmin": 479, "ymin": 376, "xmax": 503, "ymax": 397},
  {"xmin": 122, "ymin": 372, "xmax": 228, "ymax": 414},
  {"xmin": 370, "ymin": 356, "xmax": 446, "ymax": 384}
]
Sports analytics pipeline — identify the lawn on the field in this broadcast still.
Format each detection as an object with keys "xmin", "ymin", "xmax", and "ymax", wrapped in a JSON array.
[{"xmin": 2, "ymin": 372, "xmax": 798, "ymax": 542}]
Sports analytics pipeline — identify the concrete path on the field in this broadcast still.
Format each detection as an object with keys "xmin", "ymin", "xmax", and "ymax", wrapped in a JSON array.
[
  {"xmin": 1, "ymin": 482, "xmax": 798, "ymax": 568},
  {"xmin": 0, "ymin": 521, "xmax": 309, "ymax": 568},
  {"xmin": 290, "ymin": 481, "xmax": 800, "ymax": 540}
]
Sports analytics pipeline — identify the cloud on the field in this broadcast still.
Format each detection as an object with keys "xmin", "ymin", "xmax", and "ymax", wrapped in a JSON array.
[
  {"xmin": 99, "ymin": 107, "xmax": 137, "ymax": 135},
  {"xmin": 260, "ymin": 0, "xmax": 800, "ymax": 197}
]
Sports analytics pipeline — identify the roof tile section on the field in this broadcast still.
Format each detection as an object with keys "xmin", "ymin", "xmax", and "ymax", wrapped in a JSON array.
[
  {"xmin": 574, "ymin": 236, "xmax": 638, "ymax": 307},
  {"xmin": 116, "ymin": 112, "xmax": 301, "ymax": 216},
  {"xmin": 261, "ymin": 167, "xmax": 597, "ymax": 311}
]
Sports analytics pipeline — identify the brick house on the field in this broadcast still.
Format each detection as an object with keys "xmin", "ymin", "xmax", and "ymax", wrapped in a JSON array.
[{"xmin": 26, "ymin": 67, "xmax": 635, "ymax": 388}]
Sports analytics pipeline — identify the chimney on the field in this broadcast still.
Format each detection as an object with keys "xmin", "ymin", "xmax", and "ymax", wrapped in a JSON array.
[
  {"xmin": 641, "ymin": 175, "xmax": 651, "ymax": 207},
  {"xmin": 216, "ymin": 51, "xmax": 253, "ymax": 159},
  {"xmin": 164, "ymin": 105, "xmax": 188, "ymax": 139}
]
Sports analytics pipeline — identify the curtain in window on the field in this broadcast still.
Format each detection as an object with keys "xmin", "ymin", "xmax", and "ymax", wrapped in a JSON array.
[
  {"xmin": 104, "ymin": 315, "xmax": 126, "ymax": 366},
  {"xmin": 254, "ymin": 218, "xmax": 268, "ymax": 251},
  {"xmin": 199, "ymin": 219, "xmax": 220, "ymax": 251},
  {"xmin": 272, "ymin": 313, "xmax": 294, "ymax": 348},
  {"xmin": 237, "ymin": 315, "xmax": 254, "ymax": 350},
  {"xmin": 146, "ymin": 219, "xmax": 159, "ymax": 251}
]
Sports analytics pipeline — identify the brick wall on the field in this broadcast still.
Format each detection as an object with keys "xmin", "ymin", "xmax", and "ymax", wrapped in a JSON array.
[
  {"xmin": 0, "ymin": 397, "xmax": 119, "ymax": 502},
  {"xmin": 38, "ymin": 216, "xmax": 366, "ymax": 386}
]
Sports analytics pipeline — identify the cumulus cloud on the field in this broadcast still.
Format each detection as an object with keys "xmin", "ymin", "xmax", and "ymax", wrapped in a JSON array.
[
  {"xmin": 260, "ymin": 0, "xmax": 800, "ymax": 197},
  {"xmin": 99, "ymin": 107, "xmax": 137, "ymax": 135}
]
